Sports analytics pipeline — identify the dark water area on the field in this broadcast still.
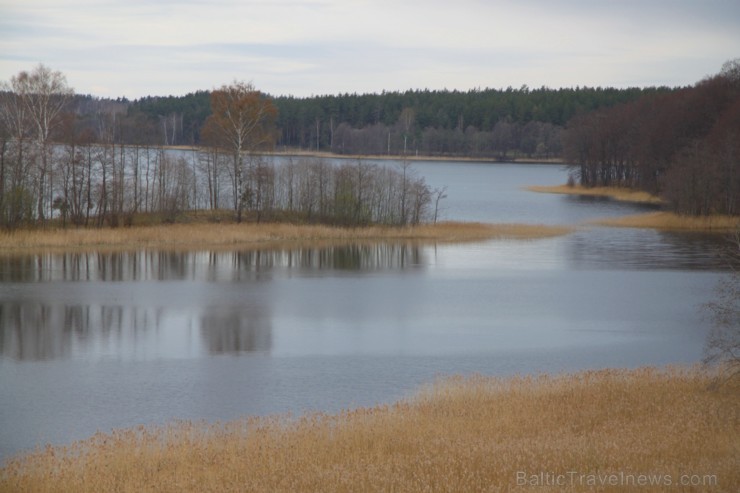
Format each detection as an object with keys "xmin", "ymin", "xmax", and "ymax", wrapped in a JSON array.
[{"xmin": 0, "ymin": 160, "xmax": 730, "ymax": 460}]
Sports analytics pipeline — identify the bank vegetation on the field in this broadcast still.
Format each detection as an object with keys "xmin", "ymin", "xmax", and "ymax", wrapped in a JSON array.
[
  {"xmin": 1, "ymin": 366, "xmax": 736, "ymax": 493},
  {"xmin": 526, "ymin": 184, "xmax": 662, "ymax": 204},
  {"xmin": 0, "ymin": 68, "xmax": 444, "ymax": 230},
  {"xmin": 564, "ymin": 59, "xmax": 740, "ymax": 217},
  {"xmin": 0, "ymin": 220, "xmax": 572, "ymax": 254},
  {"xmin": 591, "ymin": 211, "xmax": 739, "ymax": 232},
  {"xmin": 526, "ymin": 184, "xmax": 740, "ymax": 232}
]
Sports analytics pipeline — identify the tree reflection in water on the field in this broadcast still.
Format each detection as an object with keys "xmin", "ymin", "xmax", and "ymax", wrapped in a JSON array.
[
  {"xmin": 0, "ymin": 243, "xmax": 425, "ymax": 360},
  {"xmin": 0, "ymin": 303, "xmax": 163, "ymax": 361},
  {"xmin": 200, "ymin": 306, "xmax": 271, "ymax": 354}
]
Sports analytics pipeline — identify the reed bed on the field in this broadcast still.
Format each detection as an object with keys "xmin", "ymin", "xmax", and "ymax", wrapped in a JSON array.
[
  {"xmin": 1, "ymin": 367, "xmax": 736, "ymax": 492},
  {"xmin": 592, "ymin": 211, "xmax": 740, "ymax": 232},
  {"xmin": 0, "ymin": 221, "xmax": 572, "ymax": 254},
  {"xmin": 527, "ymin": 184, "xmax": 663, "ymax": 204}
]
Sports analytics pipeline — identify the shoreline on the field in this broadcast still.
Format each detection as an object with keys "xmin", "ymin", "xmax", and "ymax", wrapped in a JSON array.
[
  {"xmin": 526, "ymin": 184, "xmax": 663, "ymax": 204},
  {"xmin": 2, "ymin": 366, "xmax": 736, "ymax": 492},
  {"xmin": 0, "ymin": 221, "xmax": 573, "ymax": 255},
  {"xmin": 590, "ymin": 211, "xmax": 739, "ymax": 232},
  {"xmin": 266, "ymin": 150, "xmax": 564, "ymax": 165},
  {"xmin": 164, "ymin": 145, "xmax": 565, "ymax": 165},
  {"xmin": 526, "ymin": 184, "xmax": 738, "ymax": 232}
]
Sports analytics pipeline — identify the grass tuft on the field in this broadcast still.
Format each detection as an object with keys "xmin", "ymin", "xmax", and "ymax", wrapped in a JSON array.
[{"xmin": 1, "ymin": 366, "xmax": 736, "ymax": 492}]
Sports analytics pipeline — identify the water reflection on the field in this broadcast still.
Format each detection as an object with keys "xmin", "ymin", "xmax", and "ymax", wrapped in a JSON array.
[
  {"xmin": 0, "ymin": 243, "xmax": 424, "ymax": 361},
  {"xmin": 566, "ymin": 228, "xmax": 727, "ymax": 271},
  {"xmin": 0, "ymin": 300, "xmax": 276, "ymax": 361},
  {"xmin": 0, "ymin": 243, "xmax": 425, "ymax": 282},
  {"xmin": 200, "ymin": 306, "xmax": 271, "ymax": 354},
  {"xmin": 0, "ymin": 303, "xmax": 164, "ymax": 360}
]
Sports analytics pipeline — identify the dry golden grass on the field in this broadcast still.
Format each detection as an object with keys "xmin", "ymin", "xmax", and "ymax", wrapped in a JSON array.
[
  {"xmin": 527, "ymin": 184, "xmax": 663, "ymax": 204},
  {"xmin": 592, "ymin": 211, "xmax": 740, "ymax": 232},
  {"xmin": 1, "ymin": 367, "xmax": 736, "ymax": 493},
  {"xmin": 0, "ymin": 221, "xmax": 572, "ymax": 254}
]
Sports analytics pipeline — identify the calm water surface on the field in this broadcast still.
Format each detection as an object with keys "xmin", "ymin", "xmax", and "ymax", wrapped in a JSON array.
[{"xmin": 0, "ymin": 161, "xmax": 727, "ymax": 460}]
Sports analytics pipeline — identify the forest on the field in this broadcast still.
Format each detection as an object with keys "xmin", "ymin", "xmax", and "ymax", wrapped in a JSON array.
[
  {"xmin": 126, "ymin": 85, "xmax": 668, "ymax": 159},
  {"xmin": 0, "ymin": 61, "xmax": 736, "ymax": 230},
  {"xmin": 564, "ymin": 59, "xmax": 740, "ymax": 216}
]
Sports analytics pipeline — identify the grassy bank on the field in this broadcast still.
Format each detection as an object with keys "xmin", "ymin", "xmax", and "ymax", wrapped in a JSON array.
[
  {"xmin": 527, "ymin": 184, "xmax": 739, "ymax": 232},
  {"xmin": 526, "ymin": 184, "xmax": 663, "ymax": 204},
  {"xmin": 1, "ymin": 367, "xmax": 736, "ymax": 492},
  {"xmin": 0, "ymin": 221, "xmax": 572, "ymax": 254},
  {"xmin": 592, "ymin": 211, "xmax": 739, "ymax": 232}
]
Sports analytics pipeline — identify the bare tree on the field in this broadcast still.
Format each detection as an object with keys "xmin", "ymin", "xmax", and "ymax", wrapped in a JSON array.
[
  {"xmin": 492, "ymin": 118, "xmax": 513, "ymax": 160},
  {"xmin": 9, "ymin": 64, "xmax": 73, "ymax": 222},
  {"xmin": 704, "ymin": 231, "xmax": 740, "ymax": 385},
  {"xmin": 398, "ymin": 158, "xmax": 414, "ymax": 224},
  {"xmin": 398, "ymin": 107, "xmax": 415, "ymax": 156},
  {"xmin": 720, "ymin": 57, "xmax": 740, "ymax": 83},
  {"xmin": 0, "ymin": 77, "xmax": 33, "ymax": 228},
  {"xmin": 432, "ymin": 185, "xmax": 448, "ymax": 224},
  {"xmin": 202, "ymin": 81, "xmax": 277, "ymax": 222}
]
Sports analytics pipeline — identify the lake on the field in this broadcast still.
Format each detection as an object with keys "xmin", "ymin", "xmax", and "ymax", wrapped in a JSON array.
[{"xmin": 0, "ymin": 160, "xmax": 728, "ymax": 460}]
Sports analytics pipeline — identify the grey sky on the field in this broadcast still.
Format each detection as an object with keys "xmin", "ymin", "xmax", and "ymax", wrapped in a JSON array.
[{"xmin": 1, "ymin": 0, "xmax": 738, "ymax": 99}]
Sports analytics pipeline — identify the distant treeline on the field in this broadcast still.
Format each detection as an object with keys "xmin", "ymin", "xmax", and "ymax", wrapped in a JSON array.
[
  {"xmin": 118, "ymin": 86, "xmax": 672, "ymax": 159},
  {"xmin": 272, "ymin": 87, "xmax": 672, "ymax": 158},
  {"xmin": 564, "ymin": 59, "xmax": 740, "ymax": 216}
]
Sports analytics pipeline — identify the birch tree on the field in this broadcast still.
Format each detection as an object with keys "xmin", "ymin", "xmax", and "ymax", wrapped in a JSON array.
[
  {"xmin": 202, "ymin": 81, "xmax": 276, "ymax": 222},
  {"xmin": 0, "ymin": 76, "xmax": 35, "ymax": 228},
  {"xmin": 10, "ymin": 64, "xmax": 73, "ymax": 221}
]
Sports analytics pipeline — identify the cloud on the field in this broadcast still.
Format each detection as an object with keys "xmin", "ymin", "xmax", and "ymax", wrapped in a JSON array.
[{"xmin": 0, "ymin": 0, "xmax": 738, "ymax": 98}]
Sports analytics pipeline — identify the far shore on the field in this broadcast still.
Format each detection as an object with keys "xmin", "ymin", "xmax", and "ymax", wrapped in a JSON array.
[
  {"xmin": 163, "ymin": 145, "xmax": 564, "ymax": 165},
  {"xmin": 0, "ymin": 220, "xmax": 573, "ymax": 255},
  {"xmin": 266, "ymin": 149, "xmax": 564, "ymax": 165}
]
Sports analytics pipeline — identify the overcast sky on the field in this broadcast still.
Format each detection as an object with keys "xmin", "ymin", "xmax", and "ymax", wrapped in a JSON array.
[{"xmin": 1, "ymin": 0, "xmax": 739, "ymax": 99}]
